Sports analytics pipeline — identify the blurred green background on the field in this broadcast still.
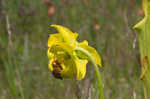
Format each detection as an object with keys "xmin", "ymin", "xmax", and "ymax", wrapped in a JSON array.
[{"xmin": 0, "ymin": 0, "xmax": 144, "ymax": 99}]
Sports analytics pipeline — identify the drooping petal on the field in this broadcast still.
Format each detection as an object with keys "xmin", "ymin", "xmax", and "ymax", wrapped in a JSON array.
[
  {"xmin": 78, "ymin": 41, "xmax": 102, "ymax": 67},
  {"xmin": 51, "ymin": 24, "xmax": 78, "ymax": 46},
  {"xmin": 75, "ymin": 57, "xmax": 88, "ymax": 80}
]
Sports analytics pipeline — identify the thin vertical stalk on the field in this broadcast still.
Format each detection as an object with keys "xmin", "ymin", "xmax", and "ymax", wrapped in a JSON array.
[
  {"xmin": 133, "ymin": 0, "xmax": 150, "ymax": 98},
  {"xmin": 5, "ymin": 6, "xmax": 25, "ymax": 99},
  {"xmin": 75, "ymin": 47, "xmax": 104, "ymax": 99}
]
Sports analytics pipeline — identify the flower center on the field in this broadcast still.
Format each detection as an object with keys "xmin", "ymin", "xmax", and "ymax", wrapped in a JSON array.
[{"xmin": 52, "ymin": 59, "xmax": 63, "ymax": 80}]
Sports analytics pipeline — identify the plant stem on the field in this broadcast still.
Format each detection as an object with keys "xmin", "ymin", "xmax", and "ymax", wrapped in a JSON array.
[
  {"xmin": 133, "ymin": 0, "xmax": 150, "ymax": 98},
  {"xmin": 75, "ymin": 47, "xmax": 104, "ymax": 99}
]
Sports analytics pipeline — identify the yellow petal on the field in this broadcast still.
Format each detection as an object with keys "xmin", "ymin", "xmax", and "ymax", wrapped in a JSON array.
[
  {"xmin": 48, "ymin": 59, "xmax": 54, "ymax": 71},
  {"xmin": 81, "ymin": 40, "xmax": 88, "ymax": 45},
  {"xmin": 60, "ymin": 58, "xmax": 76, "ymax": 78},
  {"xmin": 51, "ymin": 24, "xmax": 78, "ymax": 46},
  {"xmin": 47, "ymin": 48, "xmax": 54, "ymax": 59},
  {"xmin": 75, "ymin": 57, "xmax": 88, "ymax": 80},
  {"xmin": 48, "ymin": 33, "xmax": 63, "ymax": 47},
  {"xmin": 78, "ymin": 41, "xmax": 102, "ymax": 67}
]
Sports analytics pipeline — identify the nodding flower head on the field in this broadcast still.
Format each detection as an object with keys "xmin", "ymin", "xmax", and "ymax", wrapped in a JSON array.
[{"xmin": 47, "ymin": 25, "xmax": 102, "ymax": 80}]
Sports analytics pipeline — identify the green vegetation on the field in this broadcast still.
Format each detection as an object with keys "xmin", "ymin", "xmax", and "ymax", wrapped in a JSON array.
[
  {"xmin": 134, "ymin": 0, "xmax": 150, "ymax": 98},
  {"xmin": 0, "ymin": 0, "xmax": 144, "ymax": 99}
]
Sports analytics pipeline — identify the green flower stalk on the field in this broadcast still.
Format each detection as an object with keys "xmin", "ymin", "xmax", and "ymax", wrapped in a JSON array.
[
  {"xmin": 133, "ymin": 0, "xmax": 150, "ymax": 98},
  {"xmin": 47, "ymin": 25, "xmax": 104, "ymax": 99}
]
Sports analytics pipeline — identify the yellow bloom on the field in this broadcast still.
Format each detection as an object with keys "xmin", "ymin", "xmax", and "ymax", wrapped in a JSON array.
[{"xmin": 47, "ymin": 25, "xmax": 102, "ymax": 80}]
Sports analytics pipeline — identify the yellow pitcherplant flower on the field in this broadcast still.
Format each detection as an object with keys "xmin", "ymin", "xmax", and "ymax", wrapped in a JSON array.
[{"xmin": 47, "ymin": 25, "xmax": 102, "ymax": 80}]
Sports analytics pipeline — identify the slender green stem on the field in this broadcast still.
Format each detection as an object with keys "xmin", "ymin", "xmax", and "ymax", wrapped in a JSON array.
[
  {"xmin": 75, "ymin": 47, "xmax": 104, "ymax": 99},
  {"xmin": 16, "ymin": 69, "xmax": 25, "ymax": 99}
]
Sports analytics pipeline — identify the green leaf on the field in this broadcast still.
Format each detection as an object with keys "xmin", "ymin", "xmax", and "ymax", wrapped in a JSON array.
[
  {"xmin": 133, "ymin": 0, "xmax": 150, "ymax": 66},
  {"xmin": 133, "ymin": 0, "xmax": 150, "ymax": 98}
]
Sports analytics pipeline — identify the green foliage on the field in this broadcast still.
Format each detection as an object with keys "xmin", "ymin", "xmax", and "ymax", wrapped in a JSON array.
[{"xmin": 134, "ymin": 0, "xmax": 150, "ymax": 98}]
